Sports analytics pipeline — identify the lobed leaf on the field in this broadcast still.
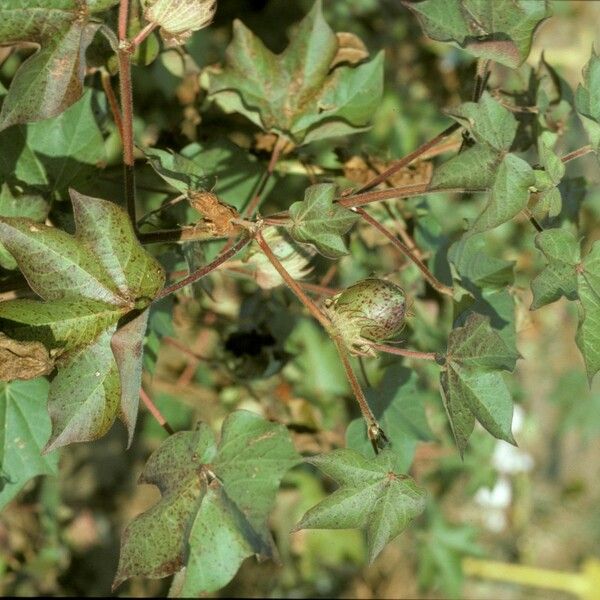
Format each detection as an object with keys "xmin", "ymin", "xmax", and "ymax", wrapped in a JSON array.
[
  {"xmin": 114, "ymin": 411, "xmax": 299, "ymax": 593},
  {"xmin": 295, "ymin": 448, "xmax": 427, "ymax": 563},
  {"xmin": 289, "ymin": 183, "xmax": 358, "ymax": 258},
  {"xmin": 204, "ymin": 0, "xmax": 383, "ymax": 144},
  {"xmin": 0, "ymin": 191, "xmax": 164, "ymax": 447},
  {"xmin": 404, "ymin": 0, "xmax": 550, "ymax": 69},
  {"xmin": 441, "ymin": 314, "xmax": 519, "ymax": 454},
  {"xmin": 0, "ymin": 1, "xmax": 103, "ymax": 130},
  {"xmin": 468, "ymin": 153, "xmax": 534, "ymax": 235}
]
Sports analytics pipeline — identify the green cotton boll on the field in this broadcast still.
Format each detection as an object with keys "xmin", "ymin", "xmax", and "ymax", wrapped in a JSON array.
[{"xmin": 324, "ymin": 278, "xmax": 408, "ymax": 356}]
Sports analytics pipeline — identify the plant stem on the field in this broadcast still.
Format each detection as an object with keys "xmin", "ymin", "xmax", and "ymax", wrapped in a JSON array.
[
  {"xmin": 140, "ymin": 387, "xmax": 174, "ymax": 435},
  {"xmin": 355, "ymin": 206, "xmax": 454, "ymax": 297},
  {"xmin": 350, "ymin": 123, "xmax": 461, "ymax": 195},
  {"xmin": 117, "ymin": 0, "xmax": 137, "ymax": 228},
  {"xmin": 242, "ymin": 135, "xmax": 286, "ymax": 218},
  {"xmin": 130, "ymin": 22, "xmax": 157, "ymax": 48},
  {"xmin": 138, "ymin": 227, "xmax": 228, "ymax": 244},
  {"xmin": 256, "ymin": 231, "xmax": 387, "ymax": 450},
  {"xmin": 100, "ymin": 69, "xmax": 123, "ymax": 138},
  {"xmin": 367, "ymin": 342, "xmax": 440, "ymax": 362},
  {"xmin": 118, "ymin": 0, "xmax": 129, "ymax": 40},
  {"xmin": 255, "ymin": 231, "xmax": 331, "ymax": 331},
  {"xmin": 561, "ymin": 145, "xmax": 593, "ymax": 163},
  {"xmin": 155, "ymin": 234, "xmax": 252, "ymax": 300},
  {"xmin": 333, "ymin": 337, "xmax": 387, "ymax": 452}
]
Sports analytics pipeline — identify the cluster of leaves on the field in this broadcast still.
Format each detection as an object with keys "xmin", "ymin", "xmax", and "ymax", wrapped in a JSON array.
[{"xmin": 1, "ymin": 0, "xmax": 600, "ymax": 597}]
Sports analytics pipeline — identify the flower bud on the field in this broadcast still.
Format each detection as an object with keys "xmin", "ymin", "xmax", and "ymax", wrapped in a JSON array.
[
  {"xmin": 325, "ymin": 278, "xmax": 407, "ymax": 355},
  {"xmin": 144, "ymin": 0, "xmax": 216, "ymax": 46}
]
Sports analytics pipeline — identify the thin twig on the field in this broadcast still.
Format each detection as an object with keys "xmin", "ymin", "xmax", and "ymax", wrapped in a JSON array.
[
  {"xmin": 100, "ymin": 69, "xmax": 123, "ymax": 138},
  {"xmin": 349, "ymin": 123, "xmax": 461, "ymax": 195},
  {"xmin": 255, "ymin": 231, "xmax": 331, "ymax": 331},
  {"xmin": 257, "ymin": 230, "xmax": 387, "ymax": 449},
  {"xmin": 334, "ymin": 337, "xmax": 387, "ymax": 452},
  {"xmin": 155, "ymin": 234, "xmax": 252, "ymax": 300},
  {"xmin": 130, "ymin": 21, "xmax": 157, "ymax": 48},
  {"xmin": 355, "ymin": 206, "xmax": 454, "ymax": 297},
  {"xmin": 140, "ymin": 387, "xmax": 174, "ymax": 435},
  {"xmin": 367, "ymin": 342, "xmax": 440, "ymax": 362},
  {"xmin": 118, "ymin": 0, "xmax": 129, "ymax": 40},
  {"xmin": 561, "ymin": 145, "xmax": 593, "ymax": 164}
]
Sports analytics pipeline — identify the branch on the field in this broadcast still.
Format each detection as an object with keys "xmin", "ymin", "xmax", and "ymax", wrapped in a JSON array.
[
  {"xmin": 140, "ymin": 387, "xmax": 174, "ymax": 435},
  {"xmin": 155, "ymin": 234, "xmax": 253, "ymax": 300},
  {"xmin": 355, "ymin": 206, "xmax": 454, "ymax": 297},
  {"xmin": 367, "ymin": 342, "xmax": 441, "ymax": 362}
]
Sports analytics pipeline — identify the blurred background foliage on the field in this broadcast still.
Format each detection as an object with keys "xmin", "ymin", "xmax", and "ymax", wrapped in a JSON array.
[{"xmin": 1, "ymin": 0, "xmax": 600, "ymax": 598}]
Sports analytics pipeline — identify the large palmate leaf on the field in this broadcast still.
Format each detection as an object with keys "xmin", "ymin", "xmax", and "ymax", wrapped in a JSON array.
[
  {"xmin": 203, "ymin": 0, "xmax": 383, "ymax": 144},
  {"xmin": 113, "ymin": 411, "xmax": 300, "ymax": 594},
  {"xmin": 288, "ymin": 183, "xmax": 358, "ymax": 258},
  {"xmin": 404, "ymin": 0, "xmax": 550, "ymax": 69},
  {"xmin": 0, "ymin": 378, "xmax": 58, "ymax": 511},
  {"xmin": 440, "ymin": 314, "xmax": 519, "ymax": 455},
  {"xmin": 0, "ymin": 1, "xmax": 115, "ymax": 131},
  {"xmin": 531, "ymin": 229, "xmax": 600, "ymax": 382},
  {"xmin": 346, "ymin": 366, "xmax": 434, "ymax": 472},
  {"xmin": 575, "ymin": 48, "xmax": 600, "ymax": 152},
  {"xmin": 0, "ymin": 190, "xmax": 164, "ymax": 449},
  {"xmin": 294, "ymin": 448, "xmax": 427, "ymax": 563}
]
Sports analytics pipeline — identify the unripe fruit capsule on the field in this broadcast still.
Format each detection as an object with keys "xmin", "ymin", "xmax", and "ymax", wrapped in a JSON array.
[{"xmin": 324, "ymin": 278, "xmax": 408, "ymax": 355}]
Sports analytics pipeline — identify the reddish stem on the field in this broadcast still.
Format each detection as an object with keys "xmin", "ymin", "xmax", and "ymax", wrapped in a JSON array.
[
  {"xmin": 131, "ymin": 22, "xmax": 157, "ymax": 48},
  {"xmin": 367, "ymin": 342, "xmax": 439, "ymax": 362},
  {"xmin": 561, "ymin": 145, "xmax": 593, "ymax": 163},
  {"xmin": 118, "ymin": 0, "xmax": 129, "ymax": 41},
  {"xmin": 155, "ymin": 235, "xmax": 253, "ymax": 300},
  {"xmin": 355, "ymin": 206, "xmax": 453, "ymax": 297},
  {"xmin": 100, "ymin": 70, "xmax": 123, "ymax": 139},
  {"xmin": 255, "ymin": 231, "xmax": 332, "ymax": 331},
  {"xmin": 350, "ymin": 123, "xmax": 461, "ymax": 195},
  {"xmin": 140, "ymin": 387, "xmax": 174, "ymax": 435}
]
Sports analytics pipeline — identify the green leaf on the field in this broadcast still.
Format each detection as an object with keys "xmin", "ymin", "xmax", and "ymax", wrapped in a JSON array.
[
  {"xmin": 294, "ymin": 448, "xmax": 427, "ymax": 563},
  {"xmin": 204, "ymin": 0, "xmax": 383, "ymax": 144},
  {"xmin": 44, "ymin": 327, "xmax": 120, "ymax": 453},
  {"xmin": 0, "ymin": 183, "xmax": 48, "ymax": 269},
  {"xmin": 0, "ymin": 378, "xmax": 58, "ymax": 511},
  {"xmin": 430, "ymin": 145, "xmax": 500, "ymax": 191},
  {"xmin": 468, "ymin": 153, "xmax": 534, "ymax": 235},
  {"xmin": 0, "ymin": 190, "xmax": 164, "ymax": 448},
  {"xmin": 441, "ymin": 314, "xmax": 518, "ymax": 454},
  {"xmin": 289, "ymin": 183, "xmax": 358, "ymax": 258},
  {"xmin": 113, "ymin": 411, "xmax": 299, "ymax": 593},
  {"xmin": 530, "ymin": 229, "xmax": 580, "ymax": 309},
  {"xmin": 531, "ymin": 134, "xmax": 565, "ymax": 218},
  {"xmin": 575, "ymin": 47, "xmax": 600, "ymax": 152},
  {"xmin": 346, "ymin": 366, "xmax": 433, "ymax": 472},
  {"xmin": 405, "ymin": 0, "xmax": 550, "ymax": 69},
  {"xmin": 0, "ymin": 1, "xmax": 101, "ymax": 130},
  {"xmin": 448, "ymin": 92, "xmax": 518, "ymax": 152},
  {"xmin": 576, "ymin": 241, "xmax": 600, "ymax": 383},
  {"xmin": 448, "ymin": 234, "xmax": 515, "ymax": 289},
  {"xmin": 530, "ymin": 231, "xmax": 600, "ymax": 382},
  {"xmin": 110, "ymin": 309, "xmax": 150, "ymax": 447}
]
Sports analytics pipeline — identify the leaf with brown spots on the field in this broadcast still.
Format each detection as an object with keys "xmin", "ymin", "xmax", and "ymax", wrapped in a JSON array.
[
  {"xmin": 113, "ymin": 411, "xmax": 299, "ymax": 593},
  {"xmin": 203, "ymin": 0, "xmax": 383, "ymax": 144},
  {"xmin": 0, "ymin": 0, "xmax": 114, "ymax": 131},
  {"xmin": 404, "ymin": 0, "xmax": 550, "ymax": 69},
  {"xmin": 0, "ymin": 190, "xmax": 164, "ymax": 450}
]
